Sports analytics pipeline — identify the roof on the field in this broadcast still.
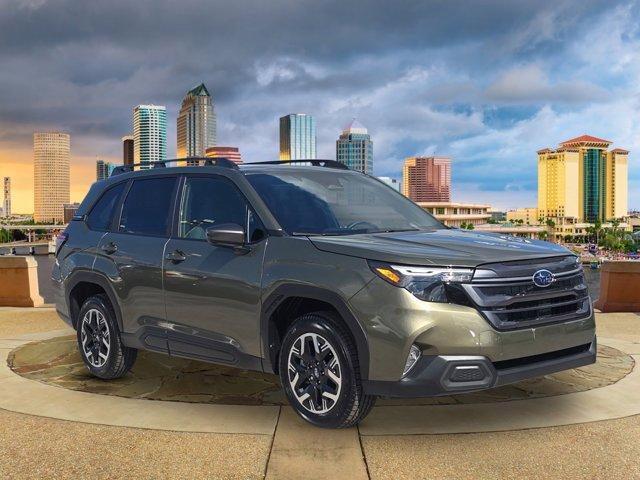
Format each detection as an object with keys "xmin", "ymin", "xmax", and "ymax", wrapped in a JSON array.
[
  {"xmin": 560, "ymin": 134, "xmax": 612, "ymax": 146},
  {"xmin": 611, "ymin": 148, "xmax": 629, "ymax": 154},
  {"xmin": 187, "ymin": 83, "xmax": 210, "ymax": 97},
  {"xmin": 537, "ymin": 148, "xmax": 553, "ymax": 154},
  {"xmin": 342, "ymin": 118, "xmax": 368, "ymax": 135}
]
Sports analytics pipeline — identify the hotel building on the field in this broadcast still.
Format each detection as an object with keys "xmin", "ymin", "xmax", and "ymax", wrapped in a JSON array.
[
  {"xmin": 402, "ymin": 156, "xmax": 451, "ymax": 202},
  {"xmin": 33, "ymin": 132, "xmax": 70, "ymax": 223},
  {"xmin": 538, "ymin": 135, "xmax": 628, "ymax": 223},
  {"xmin": 133, "ymin": 105, "xmax": 167, "ymax": 166},
  {"xmin": 177, "ymin": 83, "xmax": 216, "ymax": 159},
  {"xmin": 205, "ymin": 146, "xmax": 243, "ymax": 165},
  {"xmin": 336, "ymin": 119, "xmax": 373, "ymax": 174},
  {"xmin": 279, "ymin": 114, "xmax": 316, "ymax": 160}
]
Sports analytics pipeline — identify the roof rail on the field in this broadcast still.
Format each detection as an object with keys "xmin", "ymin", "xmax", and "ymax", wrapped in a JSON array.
[
  {"xmin": 245, "ymin": 159, "xmax": 349, "ymax": 170},
  {"xmin": 110, "ymin": 157, "xmax": 239, "ymax": 177}
]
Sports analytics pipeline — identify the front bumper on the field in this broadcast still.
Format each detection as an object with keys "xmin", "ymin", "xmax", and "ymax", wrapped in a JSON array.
[{"xmin": 363, "ymin": 337, "xmax": 596, "ymax": 397}]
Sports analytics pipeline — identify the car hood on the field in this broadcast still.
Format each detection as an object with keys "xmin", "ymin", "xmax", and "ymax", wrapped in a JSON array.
[{"xmin": 308, "ymin": 228, "xmax": 572, "ymax": 267}]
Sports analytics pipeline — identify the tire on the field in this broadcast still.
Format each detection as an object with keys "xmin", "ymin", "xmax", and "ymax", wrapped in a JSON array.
[
  {"xmin": 76, "ymin": 294, "xmax": 137, "ymax": 379},
  {"xmin": 278, "ymin": 311, "xmax": 376, "ymax": 428}
]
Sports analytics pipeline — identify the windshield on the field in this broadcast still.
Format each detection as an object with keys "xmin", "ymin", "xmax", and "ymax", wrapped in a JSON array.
[{"xmin": 245, "ymin": 169, "xmax": 443, "ymax": 235}]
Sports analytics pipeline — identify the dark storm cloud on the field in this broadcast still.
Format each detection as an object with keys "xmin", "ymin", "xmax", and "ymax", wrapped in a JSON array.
[{"xmin": 0, "ymin": 0, "xmax": 637, "ymax": 209}]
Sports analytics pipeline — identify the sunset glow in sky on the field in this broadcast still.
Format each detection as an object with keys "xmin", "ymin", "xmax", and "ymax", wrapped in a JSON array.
[{"xmin": 1, "ymin": 0, "xmax": 639, "ymax": 213}]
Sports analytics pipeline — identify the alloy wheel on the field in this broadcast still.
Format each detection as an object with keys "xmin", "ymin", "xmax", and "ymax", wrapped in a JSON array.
[
  {"xmin": 80, "ymin": 308, "xmax": 111, "ymax": 368},
  {"xmin": 287, "ymin": 332, "xmax": 342, "ymax": 414}
]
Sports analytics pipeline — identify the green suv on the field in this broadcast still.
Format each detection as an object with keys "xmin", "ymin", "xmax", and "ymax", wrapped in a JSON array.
[{"xmin": 53, "ymin": 158, "xmax": 596, "ymax": 428}]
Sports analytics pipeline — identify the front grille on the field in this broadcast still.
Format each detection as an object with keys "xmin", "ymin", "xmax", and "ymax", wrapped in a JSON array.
[{"xmin": 463, "ymin": 256, "xmax": 591, "ymax": 331}]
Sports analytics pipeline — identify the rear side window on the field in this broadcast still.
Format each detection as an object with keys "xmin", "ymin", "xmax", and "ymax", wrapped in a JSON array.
[
  {"xmin": 119, "ymin": 177, "xmax": 177, "ymax": 236},
  {"xmin": 86, "ymin": 183, "xmax": 126, "ymax": 231}
]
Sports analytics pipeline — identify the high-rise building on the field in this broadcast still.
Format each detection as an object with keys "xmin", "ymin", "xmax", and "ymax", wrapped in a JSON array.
[
  {"xmin": 133, "ymin": 105, "xmax": 167, "ymax": 166},
  {"xmin": 63, "ymin": 203, "xmax": 80, "ymax": 223},
  {"xmin": 205, "ymin": 146, "xmax": 243, "ymax": 165},
  {"xmin": 33, "ymin": 132, "xmax": 70, "ymax": 223},
  {"xmin": 177, "ymin": 83, "xmax": 216, "ymax": 159},
  {"xmin": 377, "ymin": 176, "xmax": 401, "ymax": 192},
  {"xmin": 279, "ymin": 114, "xmax": 316, "ymax": 160},
  {"xmin": 96, "ymin": 159, "xmax": 113, "ymax": 181},
  {"xmin": 537, "ymin": 135, "xmax": 628, "ymax": 222},
  {"xmin": 402, "ymin": 156, "xmax": 451, "ymax": 202},
  {"xmin": 122, "ymin": 135, "xmax": 134, "ymax": 166},
  {"xmin": 3, "ymin": 177, "xmax": 10, "ymax": 218},
  {"xmin": 336, "ymin": 119, "xmax": 373, "ymax": 173}
]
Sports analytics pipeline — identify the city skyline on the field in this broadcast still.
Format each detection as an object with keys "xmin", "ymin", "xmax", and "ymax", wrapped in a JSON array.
[{"xmin": 1, "ymin": 1, "xmax": 639, "ymax": 213}]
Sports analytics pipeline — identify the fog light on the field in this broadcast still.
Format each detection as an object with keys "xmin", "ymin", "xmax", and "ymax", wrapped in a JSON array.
[{"xmin": 403, "ymin": 344, "xmax": 421, "ymax": 376}]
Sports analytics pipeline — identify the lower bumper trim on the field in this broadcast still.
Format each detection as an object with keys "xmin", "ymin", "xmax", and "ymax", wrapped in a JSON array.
[{"xmin": 363, "ymin": 337, "xmax": 597, "ymax": 398}]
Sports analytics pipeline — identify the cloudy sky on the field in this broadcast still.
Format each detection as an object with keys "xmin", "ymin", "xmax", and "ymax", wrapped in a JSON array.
[{"xmin": 0, "ymin": 0, "xmax": 639, "ymax": 213}]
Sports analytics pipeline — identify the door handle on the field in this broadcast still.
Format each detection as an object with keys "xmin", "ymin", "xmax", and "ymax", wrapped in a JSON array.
[
  {"xmin": 101, "ymin": 242, "xmax": 117, "ymax": 255},
  {"xmin": 165, "ymin": 250, "xmax": 186, "ymax": 263}
]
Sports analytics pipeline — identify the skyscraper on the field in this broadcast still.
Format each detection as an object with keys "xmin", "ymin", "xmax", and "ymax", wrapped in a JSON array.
[
  {"xmin": 33, "ymin": 132, "xmax": 70, "ymax": 223},
  {"xmin": 537, "ymin": 135, "xmax": 628, "ymax": 222},
  {"xmin": 133, "ymin": 105, "xmax": 167, "ymax": 166},
  {"xmin": 205, "ymin": 146, "xmax": 243, "ymax": 165},
  {"xmin": 336, "ymin": 119, "xmax": 373, "ymax": 173},
  {"xmin": 122, "ymin": 135, "xmax": 134, "ymax": 166},
  {"xmin": 177, "ymin": 83, "xmax": 216, "ymax": 159},
  {"xmin": 279, "ymin": 114, "xmax": 316, "ymax": 160},
  {"xmin": 96, "ymin": 159, "xmax": 114, "ymax": 181},
  {"xmin": 402, "ymin": 156, "xmax": 451, "ymax": 202},
  {"xmin": 2, "ymin": 177, "xmax": 10, "ymax": 218}
]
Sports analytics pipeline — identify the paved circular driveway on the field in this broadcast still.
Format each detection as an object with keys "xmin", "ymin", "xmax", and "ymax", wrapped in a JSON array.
[
  {"xmin": 1, "ymin": 325, "xmax": 639, "ymax": 435},
  {"xmin": 7, "ymin": 333, "xmax": 634, "ymax": 406}
]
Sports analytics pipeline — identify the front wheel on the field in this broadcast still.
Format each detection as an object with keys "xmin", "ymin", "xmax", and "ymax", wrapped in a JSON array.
[{"xmin": 279, "ymin": 311, "xmax": 376, "ymax": 428}]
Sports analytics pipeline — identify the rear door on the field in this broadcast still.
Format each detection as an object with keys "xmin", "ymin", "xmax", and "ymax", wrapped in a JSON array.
[
  {"xmin": 95, "ymin": 175, "xmax": 178, "ymax": 351},
  {"xmin": 162, "ymin": 174, "xmax": 267, "ymax": 365}
]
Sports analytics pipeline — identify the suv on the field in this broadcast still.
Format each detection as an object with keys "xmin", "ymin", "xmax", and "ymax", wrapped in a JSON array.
[{"xmin": 53, "ymin": 159, "xmax": 596, "ymax": 428}]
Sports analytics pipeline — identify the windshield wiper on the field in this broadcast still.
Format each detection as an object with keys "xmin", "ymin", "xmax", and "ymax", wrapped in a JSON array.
[{"xmin": 369, "ymin": 228, "xmax": 421, "ymax": 233}]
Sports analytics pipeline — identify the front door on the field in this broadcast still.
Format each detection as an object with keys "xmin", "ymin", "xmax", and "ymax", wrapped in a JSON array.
[{"xmin": 163, "ymin": 175, "xmax": 267, "ymax": 366}]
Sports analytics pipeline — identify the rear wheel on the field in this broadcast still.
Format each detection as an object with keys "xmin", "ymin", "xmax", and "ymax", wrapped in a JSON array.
[
  {"xmin": 279, "ymin": 311, "xmax": 376, "ymax": 428},
  {"xmin": 77, "ymin": 294, "xmax": 137, "ymax": 379}
]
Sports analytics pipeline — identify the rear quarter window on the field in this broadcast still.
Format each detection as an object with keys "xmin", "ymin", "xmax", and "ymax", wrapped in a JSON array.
[{"xmin": 86, "ymin": 182, "xmax": 126, "ymax": 231}]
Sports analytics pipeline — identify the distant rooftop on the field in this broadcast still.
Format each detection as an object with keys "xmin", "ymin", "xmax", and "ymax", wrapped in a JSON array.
[
  {"xmin": 560, "ymin": 134, "xmax": 612, "ymax": 146},
  {"xmin": 187, "ymin": 83, "xmax": 210, "ymax": 97},
  {"xmin": 342, "ymin": 118, "xmax": 368, "ymax": 135}
]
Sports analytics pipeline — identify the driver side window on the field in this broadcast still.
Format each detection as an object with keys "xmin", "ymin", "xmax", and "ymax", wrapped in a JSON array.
[{"xmin": 178, "ymin": 176, "xmax": 264, "ymax": 241}]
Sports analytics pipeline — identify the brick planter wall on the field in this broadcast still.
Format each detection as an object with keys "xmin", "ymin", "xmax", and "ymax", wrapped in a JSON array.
[{"xmin": 594, "ymin": 261, "xmax": 640, "ymax": 313}]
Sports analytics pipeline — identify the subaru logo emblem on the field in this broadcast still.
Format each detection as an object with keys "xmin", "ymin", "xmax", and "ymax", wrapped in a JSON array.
[{"xmin": 532, "ymin": 269, "xmax": 555, "ymax": 288}]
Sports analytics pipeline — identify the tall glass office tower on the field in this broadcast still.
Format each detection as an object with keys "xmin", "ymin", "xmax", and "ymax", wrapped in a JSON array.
[
  {"xmin": 336, "ymin": 119, "xmax": 373, "ymax": 174},
  {"xmin": 177, "ymin": 83, "xmax": 216, "ymax": 159},
  {"xmin": 279, "ymin": 114, "xmax": 316, "ymax": 160},
  {"xmin": 133, "ymin": 105, "xmax": 167, "ymax": 166}
]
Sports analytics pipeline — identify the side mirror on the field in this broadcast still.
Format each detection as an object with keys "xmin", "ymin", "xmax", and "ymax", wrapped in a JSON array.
[{"xmin": 206, "ymin": 223, "xmax": 246, "ymax": 249}]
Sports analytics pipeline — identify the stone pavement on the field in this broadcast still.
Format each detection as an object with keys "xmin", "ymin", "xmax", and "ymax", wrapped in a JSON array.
[{"xmin": 0, "ymin": 307, "xmax": 639, "ymax": 479}]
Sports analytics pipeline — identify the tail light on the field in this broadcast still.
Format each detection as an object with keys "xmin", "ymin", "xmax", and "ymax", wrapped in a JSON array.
[{"xmin": 55, "ymin": 232, "xmax": 69, "ymax": 256}]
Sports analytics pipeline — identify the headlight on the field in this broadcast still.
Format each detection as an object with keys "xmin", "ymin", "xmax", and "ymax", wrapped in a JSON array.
[{"xmin": 368, "ymin": 260, "xmax": 474, "ymax": 304}]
